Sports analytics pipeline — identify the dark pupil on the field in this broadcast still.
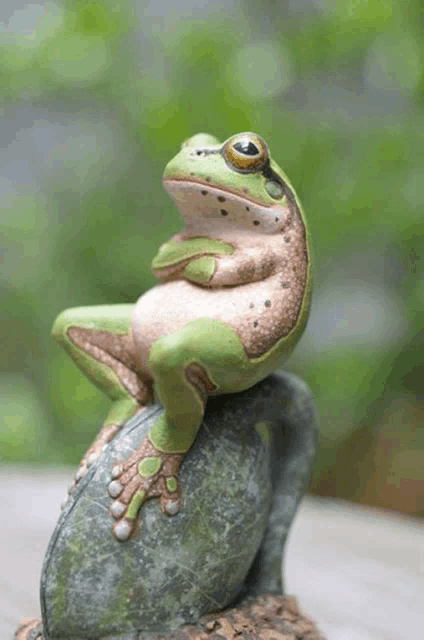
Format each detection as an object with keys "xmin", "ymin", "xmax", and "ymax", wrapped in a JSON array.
[{"xmin": 234, "ymin": 140, "xmax": 259, "ymax": 156}]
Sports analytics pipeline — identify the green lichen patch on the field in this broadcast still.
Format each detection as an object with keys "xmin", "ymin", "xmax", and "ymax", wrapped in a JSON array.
[{"xmin": 254, "ymin": 420, "xmax": 272, "ymax": 445}]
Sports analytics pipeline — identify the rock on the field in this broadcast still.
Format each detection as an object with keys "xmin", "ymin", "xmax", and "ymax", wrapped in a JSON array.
[
  {"xmin": 15, "ymin": 595, "xmax": 327, "ymax": 639},
  {"xmin": 38, "ymin": 372, "xmax": 317, "ymax": 640}
]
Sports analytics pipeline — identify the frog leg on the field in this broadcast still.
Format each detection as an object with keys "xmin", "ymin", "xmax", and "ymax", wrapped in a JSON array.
[
  {"xmin": 52, "ymin": 305, "xmax": 153, "ymax": 486},
  {"xmin": 14, "ymin": 618, "xmax": 43, "ymax": 640},
  {"xmin": 109, "ymin": 318, "xmax": 262, "ymax": 542}
]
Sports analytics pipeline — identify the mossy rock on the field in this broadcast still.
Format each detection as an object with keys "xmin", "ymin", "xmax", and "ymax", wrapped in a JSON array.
[{"xmin": 40, "ymin": 372, "xmax": 317, "ymax": 639}]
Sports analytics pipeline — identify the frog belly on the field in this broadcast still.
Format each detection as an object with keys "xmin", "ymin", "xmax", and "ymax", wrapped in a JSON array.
[{"xmin": 131, "ymin": 276, "xmax": 299, "ymax": 372}]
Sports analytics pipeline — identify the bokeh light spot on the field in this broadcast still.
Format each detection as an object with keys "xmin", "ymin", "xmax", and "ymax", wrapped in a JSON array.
[
  {"xmin": 365, "ymin": 35, "xmax": 421, "ymax": 92},
  {"xmin": 227, "ymin": 40, "xmax": 294, "ymax": 100}
]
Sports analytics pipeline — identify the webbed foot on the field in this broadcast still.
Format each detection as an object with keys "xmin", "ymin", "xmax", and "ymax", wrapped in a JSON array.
[
  {"xmin": 67, "ymin": 423, "xmax": 123, "ymax": 497},
  {"xmin": 108, "ymin": 438, "xmax": 184, "ymax": 541},
  {"xmin": 15, "ymin": 618, "xmax": 43, "ymax": 640}
]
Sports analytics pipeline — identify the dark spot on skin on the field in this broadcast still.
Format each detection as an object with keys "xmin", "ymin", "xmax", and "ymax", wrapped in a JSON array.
[
  {"xmin": 275, "ymin": 217, "xmax": 279, "ymax": 222},
  {"xmin": 220, "ymin": 209, "xmax": 228, "ymax": 216},
  {"xmin": 201, "ymin": 190, "xmax": 208, "ymax": 195},
  {"xmin": 246, "ymin": 206, "xmax": 250, "ymax": 211},
  {"xmin": 284, "ymin": 236, "xmax": 291, "ymax": 243},
  {"xmin": 253, "ymin": 220, "xmax": 260, "ymax": 226},
  {"xmin": 292, "ymin": 265, "xmax": 297, "ymax": 272},
  {"xmin": 217, "ymin": 196, "xmax": 226, "ymax": 202},
  {"xmin": 249, "ymin": 303, "xmax": 254, "ymax": 309},
  {"xmin": 253, "ymin": 321, "xmax": 258, "ymax": 328},
  {"xmin": 264, "ymin": 300, "xmax": 271, "ymax": 308},
  {"xmin": 280, "ymin": 281, "xmax": 290, "ymax": 289}
]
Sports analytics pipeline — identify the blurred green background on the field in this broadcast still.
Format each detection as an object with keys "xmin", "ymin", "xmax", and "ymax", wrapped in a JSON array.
[{"xmin": 1, "ymin": 0, "xmax": 423, "ymax": 516}]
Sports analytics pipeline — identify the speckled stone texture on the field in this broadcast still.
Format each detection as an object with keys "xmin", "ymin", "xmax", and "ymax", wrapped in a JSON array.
[
  {"xmin": 36, "ymin": 372, "xmax": 317, "ymax": 640},
  {"xmin": 15, "ymin": 595, "xmax": 325, "ymax": 639}
]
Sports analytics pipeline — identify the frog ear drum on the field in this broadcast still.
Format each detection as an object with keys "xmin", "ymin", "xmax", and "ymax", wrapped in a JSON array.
[{"xmin": 222, "ymin": 133, "xmax": 268, "ymax": 172}]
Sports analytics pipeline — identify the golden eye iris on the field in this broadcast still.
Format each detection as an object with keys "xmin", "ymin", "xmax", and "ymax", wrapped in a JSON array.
[{"xmin": 223, "ymin": 133, "xmax": 268, "ymax": 172}]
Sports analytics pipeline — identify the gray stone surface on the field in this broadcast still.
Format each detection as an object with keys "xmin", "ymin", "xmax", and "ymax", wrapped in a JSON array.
[
  {"xmin": 38, "ymin": 372, "xmax": 317, "ymax": 639},
  {"xmin": 4, "ymin": 472, "xmax": 422, "ymax": 640}
]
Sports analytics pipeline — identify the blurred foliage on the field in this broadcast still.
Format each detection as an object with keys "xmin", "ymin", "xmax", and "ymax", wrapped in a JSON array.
[{"xmin": 1, "ymin": 0, "xmax": 423, "ymax": 515}]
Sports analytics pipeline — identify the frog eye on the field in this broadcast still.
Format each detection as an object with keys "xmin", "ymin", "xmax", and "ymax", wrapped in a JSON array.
[{"xmin": 222, "ymin": 133, "xmax": 268, "ymax": 172}]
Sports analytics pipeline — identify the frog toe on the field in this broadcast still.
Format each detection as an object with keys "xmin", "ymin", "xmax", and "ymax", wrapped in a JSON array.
[
  {"xmin": 110, "ymin": 500, "xmax": 126, "ymax": 519},
  {"xmin": 75, "ymin": 465, "xmax": 88, "ymax": 482},
  {"xmin": 112, "ymin": 486, "xmax": 148, "ymax": 541},
  {"xmin": 86, "ymin": 451, "xmax": 99, "ymax": 466},
  {"xmin": 108, "ymin": 480, "xmax": 124, "ymax": 498},
  {"xmin": 111, "ymin": 463, "xmax": 124, "ymax": 479},
  {"xmin": 162, "ymin": 497, "xmax": 181, "ymax": 516},
  {"xmin": 113, "ymin": 519, "xmax": 134, "ymax": 542}
]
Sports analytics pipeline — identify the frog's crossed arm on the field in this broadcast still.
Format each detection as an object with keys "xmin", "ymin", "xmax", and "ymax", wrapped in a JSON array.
[{"xmin": 152, "ymin": 236, "xmax": 276, "ymax": 287}]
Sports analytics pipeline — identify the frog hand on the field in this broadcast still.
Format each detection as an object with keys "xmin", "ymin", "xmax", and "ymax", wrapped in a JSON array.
[
  {"xmin": 182, "ymin": 247, "xmax": 277, "ymax": 288},
  {"xmin": 108, "ymin": 437, "xmax": 184, "ymax": 542}
]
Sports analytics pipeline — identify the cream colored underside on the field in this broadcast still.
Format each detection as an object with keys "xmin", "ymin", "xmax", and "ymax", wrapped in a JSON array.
[{"xmin": 132, "ymin": 227, "xmax": 307, "ymax": 369}]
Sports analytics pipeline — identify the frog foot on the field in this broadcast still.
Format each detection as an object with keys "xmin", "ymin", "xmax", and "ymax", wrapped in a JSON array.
[
  {"xmin": 67, "ymin": 423, "xmax": 123, "ymax": 498},
  {"xmin": 15, "ymin": 618, "xmax": 43, "ymax": 640},
  {"xmin": 108, "ymin": 438, "xmax": 184, "ymax": 542}
]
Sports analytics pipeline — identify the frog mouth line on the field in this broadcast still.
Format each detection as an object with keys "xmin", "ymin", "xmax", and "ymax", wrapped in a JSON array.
[{"xmin": 163, "ymin": 178, "xmax": 276, "ymax": 208}]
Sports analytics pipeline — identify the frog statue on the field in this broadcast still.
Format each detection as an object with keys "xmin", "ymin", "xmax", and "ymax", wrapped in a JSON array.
[{"xmin": 52, "ymin": 132, "xmax": 311, "ymax": 544}]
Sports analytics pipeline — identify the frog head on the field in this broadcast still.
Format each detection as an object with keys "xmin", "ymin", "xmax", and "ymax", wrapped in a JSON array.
[{"xmin": 163, "ymin": 132, "xmax": 301, "ymax": 236}]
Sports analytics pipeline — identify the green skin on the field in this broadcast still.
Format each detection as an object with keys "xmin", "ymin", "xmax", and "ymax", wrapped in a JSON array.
[{"xmin": 52, "ymin": 132, "xmax": 311, "ymax": 537}]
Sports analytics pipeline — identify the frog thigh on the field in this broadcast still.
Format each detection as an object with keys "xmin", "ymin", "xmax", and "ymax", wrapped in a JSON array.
[
  {"xmin": 52, "ymin": 304, "xmax": 139, "ymax": 424},
  {"xmin": 149, "ymin": 317, "xmax": 268, "ymax": 393},
  {"xmin": 147, "ymin": 318, "xmax": 269, "ymax": 453},
  {"xmin": 52, "ymin": 304, "xmax": 135, "ymax": 338}
]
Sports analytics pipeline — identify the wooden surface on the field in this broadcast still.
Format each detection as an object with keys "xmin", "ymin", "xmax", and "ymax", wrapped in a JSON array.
[{"xmin": 1, "ymin": 467, "xmax": 422, "ymax": 640}]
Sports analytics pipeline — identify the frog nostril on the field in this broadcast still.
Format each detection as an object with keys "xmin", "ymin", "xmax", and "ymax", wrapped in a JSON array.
[
  {"xmin": 253, "ymin": 220, "xmax": 260, "ymax": 226},
  {"xmin": 220, "ymin": 209, "xmax": 228, "ymax": 216}
]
